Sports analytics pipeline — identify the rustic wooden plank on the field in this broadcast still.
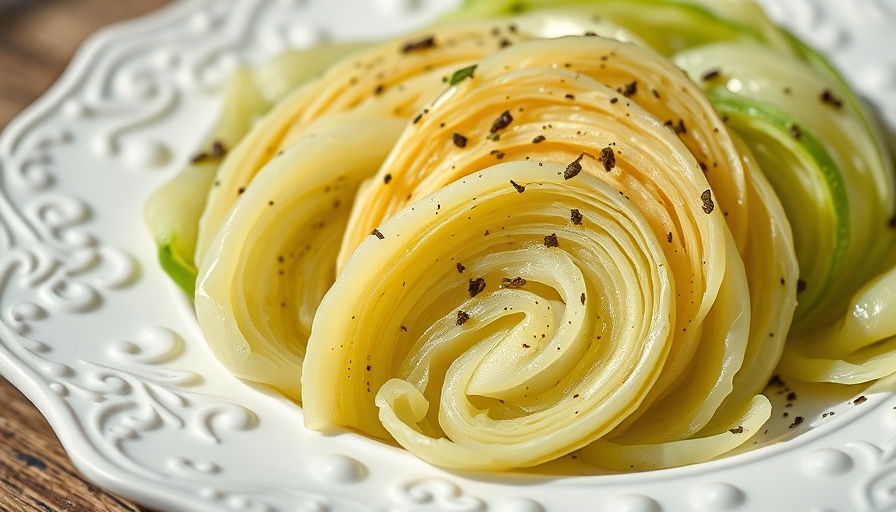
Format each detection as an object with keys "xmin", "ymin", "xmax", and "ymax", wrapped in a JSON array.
[
  {"xmin": 0, "ymin": 0, "xmax": 171, "ymax": 128},
  {"xmin": 0, "ymin": 379, "xmax": 144, "ymax": 511}
]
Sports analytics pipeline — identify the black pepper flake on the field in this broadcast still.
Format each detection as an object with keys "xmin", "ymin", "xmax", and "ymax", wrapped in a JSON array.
[
  {"xmin": 544, "ymin": 233, "xmax": 559, "ymax": 247},
  {"xmin": 564, "ymin": 153, "xmax": 584, "ymax": 180},
  {"xmin": 664, "ymin": 119, "xmax": 687, "ymax": 135},
  {"xmin": 499, "ymin": 38, "xmax": 512, "ymax": 48},
  {"xmin": 532, "ymin": 135, "xmax": 546, "ymax": 144},
  {"xmin": 384, "ymin": 173, "xmax": 393, "ymax": 184},
  {"xmin": 702, "ymin": 68, "xmax": 721, "ymax": 81},
  {"xmin": 787, "ymin": 391, "xmax": 797, "ymax": 401},
  {"xmin": 854, "ymin": 395, "xmax": 867, "ymax": 405},
  {"xmin": 729, "ymin": 426, "xmax": 744, "ymax": 434},
  {"xmin": 767, "ymin": 375, "xmax": 785, "ymax": 387},
  {"xmin": 452, "ymin": 133, "xmax": 468, "ymax": 148},
  {"xmin": 510, "ymin": 180, "xmax": 526, "ymax": 193},
  {"xmin": 210, "ymin": 140, "xmax": 226, "ymax": 158},
  {"xmin": 468, "ymin": 277, "xmax": 486, "ymax": 297},
  {"xmin": 371, "ymin": 228, "xmax": 385, "ymax": 239},
  {"xmin": 570, "ymin": 208, "xmax": 583, "ymax": 225},
  {"xmin": 490, "ymin": 110, "xmax": 514, "ymax": 133},
  {"xmin": 789, "ymin": 416, "xmax": 804, "ymax": 429},
  {"xmin": 401, "ymin": 35, "xmax": 436, "ymax": 53},
  {"xmin": 237, "ymin": 186, "xmax": 246, "ymax": 195},
  {"xmin": 565, "ymin": 93, "xmax": 576, "ymax": 100},
  {"xmin": 820, "ymin": 89, "xmax": 843, "ymax": 108},
  {"xmin": 456, "ymin": 262, "xmax": 465, "ymax": 273},
  {"xmin": 598, "ymin": 147, "xmax": 616, "ymax": 172},
  {"xmin": 667, "ymin": 231, "xmax": 673, "ymax": 243},
  {"xmin": 610, "ymin": 97, "xmax": 618, "ymax": 104},
  {"xmin": 701, "ymin": 189, "xmax": 714, "ymax": 214},
  {"xmin": 456, "ymin": 310, "xmax": 470, "ymax": 326},
  {"xmin": 620, "ymin": 80, "xmax": 637, "ymax": 97},
  {"xmin": 503, "ymin": 277, "xmax": 526, "ymax": 288},
  {"xmin": 490, "ymin": 150, "xmax": 506, "ymax": 159},
  {"xmin": 374, "ymin": 84, "xmax": 384, "ymax": 95},
  {"xmin": 413, "ymin": 112, "xmax": 424, "ymax": 124},
  {"xmin": 191, "ymin": 140, "xmax": 227, "ymax": 163},
  {"xmin": 796, "ymin": 279, "xmax": 807, "ymax": 293},
  {"xmin": 448, "ymin": 64, "xmax": 477, "ymax": 85},
  {"xmin": 580, "ymin": 292, "xmax": 585, "ymax": 305},
  {"xmin": 789, "ymin": 123, "xmax": 802, "ymax": 140},
  {"xmin": 522, "ymin": 343, "xmax": 531, "ymax": 348}
]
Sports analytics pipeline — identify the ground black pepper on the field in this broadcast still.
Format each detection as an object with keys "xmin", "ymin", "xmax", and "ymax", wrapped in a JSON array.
[
  {"xmin": 468, "ymin": 277, "xmax": 486, "ymax": 297},
  {"xmin": 503, "ymin": 277, "xmax": 527, "ymax": 288},
  {"xmin": 490, "ymin": 110, "xmax": 514, "ymax": 133},
  {"xmin": 565, "ymin": 153, "xmax": 584, "ymax": 179},
  {"xmin": 701, "ymin": 189, "xmax": 714, "ymax": 214},
  {"xmin": 401, "ymin": 35, "xmax": 436, "ymax": 53},
  {"xmin": 598, "ymin": 147, "xmax": 616, "ymax": 172}
]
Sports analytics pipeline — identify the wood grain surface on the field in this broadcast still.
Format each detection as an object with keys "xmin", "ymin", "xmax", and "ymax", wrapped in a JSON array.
[{"xmin": 0, "ymin": 2, "xmax": 169, "ymax": 510}]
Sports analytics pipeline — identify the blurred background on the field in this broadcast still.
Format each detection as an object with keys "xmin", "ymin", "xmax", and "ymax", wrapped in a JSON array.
[
  {"xmin": 0, "ymin": 2, "xmax": 168, "ymax": 510},
  {"xmin": 0, "ymin": 0, "xmax": 169, "ymax": 126}
]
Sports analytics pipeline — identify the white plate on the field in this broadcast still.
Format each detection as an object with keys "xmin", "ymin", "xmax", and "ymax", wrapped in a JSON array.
[{"xmin": 2, "ymin": 0, "xmax": 896, "ymax": 511}]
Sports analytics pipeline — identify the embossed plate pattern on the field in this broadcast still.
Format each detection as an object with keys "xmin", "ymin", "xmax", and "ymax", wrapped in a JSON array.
[{"xmin": 1, "ymin": 0, "xmax": 896, "ymax": 511}]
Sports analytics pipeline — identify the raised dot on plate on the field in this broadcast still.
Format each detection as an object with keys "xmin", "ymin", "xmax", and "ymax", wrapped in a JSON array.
[
  {"xmin": 153, "ymin": 50, "xmax": 178, "ymax": 70},
  {"xmin": 885, "ymin": 406, "xmax": 896, "ymax": 428},
  {"xmin": 608, "ymin": 494, "xmax": 662, "ymax": 512},
  {"xmin": 48, "ymin": 383, "xmax": 68, "ymax": 397},
  {"xmin": 812, "ymin": 24, "xmax": 847, "ymax": 50},
  {"xmin": 190, "ymin": 11, "xmax": 213, "ymax": 32},
  {"xmin": 374, "ymin": 0, "xmax": 421, "ymax": 16},
  {"xmin": 802, "ymin": 447, "xmax": 854, "ymax": 477},
  {"xmin": 287, "ymin": 24, "xmax": 326, "ymax": 48},
  {"xmin": 226, "ymin": 495, "xmax": 249, "ymax": 509},
  {"xmin": 279, "ymin": 0, "xmax": 309, "ymax": 8},
  {"xmin": 198, "ymin": 488, "xmax": 223, "ymax": 501},
  {"xmin": 860, "ymin": 64, "xmax": 896, "ymax": 91},
  {"xmin": 310, "ymin": 454, "xmax": 367, "ymax": 484},
  {"xmin": 300, "ymin": 501, "xmax": 330, "ymax": 512},
  {"xmin": 62, "ymin": 100, "xmax": 88, "ymax": 119},
  {"xmin": 123, "ymin": 139, "xmax": 170, "ymax": 169},
  {"xmin": 494, "ymin": 497, "xmax": 545, "ymax": 512},
  {"xmin": 691, "ymin": 482, "xmax": 745, "ymax": 511}
]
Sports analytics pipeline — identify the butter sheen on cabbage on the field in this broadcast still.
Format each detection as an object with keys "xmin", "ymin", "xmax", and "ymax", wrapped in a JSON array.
[{"xmin": 144, "ymin": 0, "xmax": 896, "ymax": 471}]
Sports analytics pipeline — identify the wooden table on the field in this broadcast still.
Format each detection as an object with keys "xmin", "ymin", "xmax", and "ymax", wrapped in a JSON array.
[{"xmin": 0, "ymin": 2, "xmax": 170, "ymax": 509}]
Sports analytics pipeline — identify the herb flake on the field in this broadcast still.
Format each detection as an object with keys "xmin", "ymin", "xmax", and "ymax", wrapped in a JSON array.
[{"xmin": 448, "ymin": 65, "xmax": 477, "ymax": 85}]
